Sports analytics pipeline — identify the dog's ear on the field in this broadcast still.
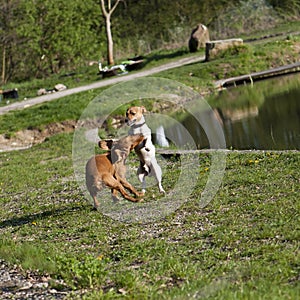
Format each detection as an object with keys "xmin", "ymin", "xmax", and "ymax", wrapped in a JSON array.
[
  {"xmin": 98, "ymin": 139, "xmax": 114, "ymax": 150},
  {"xmin": 141, "ymin": 106, "xmax": 147, "ymax": 113}
]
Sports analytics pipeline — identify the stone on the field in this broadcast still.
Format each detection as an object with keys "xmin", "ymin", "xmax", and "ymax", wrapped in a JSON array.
[
  {"xmin": 37, "ymin": 88, "xmax": 48, "ymax": 96},
  {"xmin": 54, "ymin": 83, "xmax": 67, "ymax": 92},
  {"xmin": 188, "ymin": 24, "xmax": 210, "ymax": 52}
]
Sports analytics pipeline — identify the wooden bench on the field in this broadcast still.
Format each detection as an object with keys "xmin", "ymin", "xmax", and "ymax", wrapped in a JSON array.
[{"xmin": 205, "ymin": 38, "xmax": 243, "ymax": 61}]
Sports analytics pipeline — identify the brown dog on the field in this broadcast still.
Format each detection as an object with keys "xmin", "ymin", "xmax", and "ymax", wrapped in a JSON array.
[{"xmin": 85, "ymin": 134, "xmax": 145, "ymax": 209}]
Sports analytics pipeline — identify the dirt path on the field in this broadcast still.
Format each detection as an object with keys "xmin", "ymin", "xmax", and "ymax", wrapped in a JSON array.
[{"xmin": 0, "ymin": 55, "xmax": 205, "ymax": 116}]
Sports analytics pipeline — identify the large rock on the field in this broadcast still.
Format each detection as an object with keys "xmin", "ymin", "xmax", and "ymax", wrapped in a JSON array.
[
  {"xmin": 54, "ymin": 83, "xmax": 67, "ymax": 91},
  {"xmin": 188, "ymin": 24, "xmax": 210, "ymax": 52}
]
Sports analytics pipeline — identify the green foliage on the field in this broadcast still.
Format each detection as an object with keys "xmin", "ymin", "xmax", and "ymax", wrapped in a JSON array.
[
  {"xmin": 1, "ymin": 0, "xmax": 300, "ymax": 83},
  {"xmin": 0, "ymin": 239, "xmax": 57, "ymax": 273},
  {"xmin": 0, "ymin": 0, "xmax": 104, "ymax": 82},
  {"xmin": 55, "ymin": 255, "xmax": 108, "ymax": 289},
  {"xmin": 268, "ymin": 0, "xmax": 300, "ymax": 17},
  {"xmin": 213, "ymin": 0, "xmax": 281, "ymax": 38}
]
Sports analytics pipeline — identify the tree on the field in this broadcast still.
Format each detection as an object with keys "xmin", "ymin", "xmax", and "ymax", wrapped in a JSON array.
[
  {"xmin": 0, "ymin": 0, "xmax": 104, "ymax": 82},
  {"xmin": 35, "ymin": 0, "xmax": 102, "ymax": 75},
  {"xmin": 0, "ymin": 0, "xmax": 20, "ymax": 84},
  {"xmin": 100, "ymin": 0, "xmax": 124, "ymax": 65}
]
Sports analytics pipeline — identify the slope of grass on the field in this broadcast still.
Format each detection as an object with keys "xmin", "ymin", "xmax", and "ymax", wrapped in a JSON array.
[
  {"xmin": 0, "ymin": 133, "xmax": 299, "ymax": 299},
  {"xmin": 1, "ymin": 34, "xmax": 300, "ymax": 136}
]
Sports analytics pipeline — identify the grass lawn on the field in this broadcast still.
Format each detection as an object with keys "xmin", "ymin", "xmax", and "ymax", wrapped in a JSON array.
[
  {"xmin": 0, "ymin": 133, "xmax": 299, "ymax": 299},
  {"xmin": 0, "ymin": 22, "xmax": 299, "ymax": 299}
]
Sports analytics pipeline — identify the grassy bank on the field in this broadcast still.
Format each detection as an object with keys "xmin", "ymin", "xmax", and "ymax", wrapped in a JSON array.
[
  {"xmin": 0, "ymin": 133, "xmax": 299, "ymax": 298},
  {"xmin": 1, "ymin": 33, "xmax": 300, "ymax": 135}
]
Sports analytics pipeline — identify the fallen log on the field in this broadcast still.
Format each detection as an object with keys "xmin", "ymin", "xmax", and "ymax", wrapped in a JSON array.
[
  {"xmin": 215, "ymin": 62, "xmax": 300, "ymax": 89},
  {"xmin": 156, "ymin": 148, "xmax": 299, "ymax": 155}
]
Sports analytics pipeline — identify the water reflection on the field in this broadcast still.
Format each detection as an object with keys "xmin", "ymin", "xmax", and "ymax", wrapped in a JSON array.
[{"xmin": 164, "ymin": 74, "xmax": 300, "ymax": 150}]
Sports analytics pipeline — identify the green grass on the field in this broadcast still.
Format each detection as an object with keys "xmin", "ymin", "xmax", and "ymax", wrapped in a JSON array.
[
  {"xmin": 0, "ymin": 64, "xmax": 102, "ymax": 104},
  {"xmin": 0, "ymin": 47, "xmax": 192, "ymax": 105},
  {"xmin": 155, "ymin": 35, "xmax": 300, "ymax": 94},
  {"xmin": 0, "ymin": 22, "xmax": 299, "ymax": 299},
  {"xmin": 1, "ymin": 34, "xmax": 300, "ymax": 136},
  {"xmin": 0, "ymin": 133, "xmax": 299, "ymax": 299},
  {"xmin": 0, "ymin": 89, "xmax": 99, "ymax": 134}
]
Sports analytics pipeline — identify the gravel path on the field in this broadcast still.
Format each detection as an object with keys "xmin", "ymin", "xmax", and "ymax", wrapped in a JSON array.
[
  {"xmin": 0, "ymin": 260, "xmax": 72, "ymax": 299},
  {"xmin": 0, "ymin": 55, "xmax": 205, "ymax": 116}
]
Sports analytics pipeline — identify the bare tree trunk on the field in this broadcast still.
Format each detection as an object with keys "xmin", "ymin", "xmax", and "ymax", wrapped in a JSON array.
[
  {"xmin": 1, "ymin": 46, "xmax": 6, "ymax": 84},
  {"xmin": 100, "ymin": 0, "xmax": 123, "ymax": 66},
  {"xmin": 105, "ymin": 15, "xmax": 114, "ymax": 65}
]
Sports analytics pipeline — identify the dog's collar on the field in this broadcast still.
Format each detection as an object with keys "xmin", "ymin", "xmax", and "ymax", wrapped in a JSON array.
[{"xmin": 132, "ymin": 122, "xmax": 146, "ymax": 128}]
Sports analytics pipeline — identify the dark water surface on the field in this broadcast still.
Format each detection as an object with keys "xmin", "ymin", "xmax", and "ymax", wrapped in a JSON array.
[{"xmin": 180, "ymin": 74, "xmax": 300, "ymax": 150}]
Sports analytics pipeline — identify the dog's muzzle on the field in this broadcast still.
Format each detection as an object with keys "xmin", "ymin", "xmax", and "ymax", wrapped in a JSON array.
[{"xmin": 125, "ymin": 118, "xmax": 136, "ymax": 126}]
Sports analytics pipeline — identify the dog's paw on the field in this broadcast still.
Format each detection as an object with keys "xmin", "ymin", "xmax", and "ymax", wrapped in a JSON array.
[
  {"xmin": 112, "ymin": 195, "xmax": 120, "ymax": 203},
  {"xmin": 159, "ymin": 188, "xmax": 166, "ymax": 194},
  {"xmin": 137, "ymin": 191, "xmax": 145, "ymax": 197}
]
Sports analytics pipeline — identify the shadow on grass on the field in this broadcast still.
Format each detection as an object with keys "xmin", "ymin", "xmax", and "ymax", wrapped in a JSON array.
[
  {"xmin": 143, "ymin": 49, "xmax": 190, "ymax": 67},
  {"xmin": 0, "ymin": 204, "xmax": 91, "ymax": 229}
]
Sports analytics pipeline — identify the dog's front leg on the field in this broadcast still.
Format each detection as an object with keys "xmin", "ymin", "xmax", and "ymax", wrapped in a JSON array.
[
  {"xmin": 103, "ymin": 174, "xmax": 141, "ymax": 203},
  {"xmin": 119, "ymin": 177, "xmax": 144, "ymax": 198}
]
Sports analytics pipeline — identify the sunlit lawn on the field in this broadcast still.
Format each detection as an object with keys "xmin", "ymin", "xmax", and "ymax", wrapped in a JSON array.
[{"xmin": 0, "ymin": 133, "xmax": 299, "ymax": 299}]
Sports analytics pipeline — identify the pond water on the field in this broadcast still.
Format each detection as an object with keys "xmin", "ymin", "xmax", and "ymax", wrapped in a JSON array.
[{"xmin": 176, "ymin": 74, "xmax": 300, "ymax": 150}]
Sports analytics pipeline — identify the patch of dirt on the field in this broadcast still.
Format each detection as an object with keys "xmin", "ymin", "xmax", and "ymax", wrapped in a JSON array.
[
  {"xmin": 0, "ymin": 120, "xmax": 77, "ymax": 152},
  {"xmin": 0, "ymin": 259, "xmax": 71, "ymax": 300}
]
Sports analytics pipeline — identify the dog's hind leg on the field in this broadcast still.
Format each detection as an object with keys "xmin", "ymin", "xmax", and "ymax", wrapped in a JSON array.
[
  {"xmin": 92, "ymin": 196, "xmax": 100, "ymax": 209},
  {"xmin": 118, "ymin": 184, "xmax": 142, "ymax": 202},
  {"xmin": 111, "ymin": 189, "xmax": 120, "ymax": 203},
  {"xmin": 86, "ymin": 176, "xmax": 101, "ymax": 209},
  {"xmin": 119, "ymin": 176, "xmax": 144, "ymax": 198},
  {"xmin": 137, "ymin": 164, "xmax": 147, "ymax": 193},
  {"xmin": 103, "ymin": 174, "xmax": 141, "ymax": 202},
  {"xmin": 150, "ymin": 158, "xmax": 165, "ymax": 193},
  {"xmin": 88, "ymin": 191, "xmax": 100, "ymax": 209}
]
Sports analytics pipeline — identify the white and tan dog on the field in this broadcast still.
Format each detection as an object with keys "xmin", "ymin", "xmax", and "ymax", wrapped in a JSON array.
[{"xmin": 125, "ymin": 106, "xmax": 165, "ymax": 194}]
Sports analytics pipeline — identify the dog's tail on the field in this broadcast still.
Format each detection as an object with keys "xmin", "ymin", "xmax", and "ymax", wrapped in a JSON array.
[{"xmin": 156, "ymin": 126, "xmax": 169, "ymax": 147}]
